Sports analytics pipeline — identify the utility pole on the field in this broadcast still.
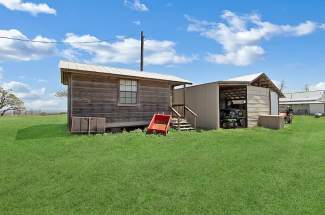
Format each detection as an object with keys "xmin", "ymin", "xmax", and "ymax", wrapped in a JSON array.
[{"xmin": 140, "ymin": 31, "xmax": 144, "ymax": 71}]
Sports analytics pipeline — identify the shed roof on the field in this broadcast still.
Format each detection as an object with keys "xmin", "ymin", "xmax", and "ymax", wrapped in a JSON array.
[
  {"xmin": 280, "ymin": 90, "xmax": 325, "ymax": 104},
  {"xmin": 227, "ymin": 73, "xmax": 263, "ymax": 82},
  {"xmin": 222, "ymin": 72, "xmax": 284, "ymax": 97},
  {"xmin": 280, "ymin": 101, "xmax": 325, "ymax": 105},
  {"xmin": 176, "ymin": 72, "xmax": 284, "ymax": 97},
  {"xmin": 59, "ymin": 61, "xmax": 191, "ymax": 85}
]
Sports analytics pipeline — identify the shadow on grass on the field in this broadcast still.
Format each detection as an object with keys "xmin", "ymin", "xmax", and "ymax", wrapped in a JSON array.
[{"xmin": 16, "ymin": 124, "xmax": 69, "ymax": 140}]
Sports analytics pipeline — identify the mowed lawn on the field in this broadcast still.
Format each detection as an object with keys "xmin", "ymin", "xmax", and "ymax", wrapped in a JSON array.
[{"xmin": 0, "ymin": 115, "xmax": 324, "ymax": 215}]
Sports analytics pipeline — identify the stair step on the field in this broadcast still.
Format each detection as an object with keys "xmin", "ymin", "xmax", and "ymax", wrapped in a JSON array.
[
  {"xmin": 171, "ymin": 123, "xmax": 192, "ymax": 127},
  {"xmin": 170, "ymin": 122, "xmax": 191, "ymax": 125},
  {"xmin": 178, "ymin": 127, "xmax": 195, "ymax": 131},
  {"xmin": 171, "ymin": 118, "xmax": 195, "ymax": 131},
  {"xmin": 171, "ymin": 119, "xmax": 188, "ymax": 122}
]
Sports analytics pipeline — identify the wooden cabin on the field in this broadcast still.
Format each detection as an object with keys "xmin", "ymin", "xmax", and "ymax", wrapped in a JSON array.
[
  {"xmin": 60, "ymin": 61, "xmax": 197, "ymax": 132},
  {"xmin": 174, "ymin": 73, "xmax": 284, "ymax": 129}
]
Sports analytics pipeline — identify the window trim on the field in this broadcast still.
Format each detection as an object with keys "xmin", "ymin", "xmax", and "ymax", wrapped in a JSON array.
[{"xmin": 118, "ymin": 79, "xmax": 139, "ymax": 106}]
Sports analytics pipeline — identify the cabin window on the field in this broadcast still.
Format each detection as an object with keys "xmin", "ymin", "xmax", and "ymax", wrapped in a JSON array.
[{"xmin": 119, "ymin": 79, "xmax": 138, "ymax": 104}]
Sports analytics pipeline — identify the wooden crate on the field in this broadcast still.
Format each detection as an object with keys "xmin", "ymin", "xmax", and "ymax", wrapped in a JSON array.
[{"xmin": 71, "ymin": 117, "xmax": 106, "ymax": 133}]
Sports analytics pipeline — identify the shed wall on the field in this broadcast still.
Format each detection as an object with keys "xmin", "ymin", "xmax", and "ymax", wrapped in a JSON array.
[
  {"xmin": 70, "ymin": 73, "xmax": 171, "ymax": 127},
  {"xmin": 310, "ymin": 104, "xmax": 325, "ymax": 114},
  {"xmin": 247, "ymin": 86, "xmax": 271, "ymax": 127},
  {"xmin": 295, "ymin": 104, "xmax": 309, "ymax": 115},
  {"xmin": 174, "ymin": 83, "xmax": 219, "ymax": 129}
]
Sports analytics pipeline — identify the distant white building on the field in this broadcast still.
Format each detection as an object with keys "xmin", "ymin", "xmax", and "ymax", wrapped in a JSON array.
[{"xmin": 279, "ymin": 90, "xmax": 325, "ymax": 115}]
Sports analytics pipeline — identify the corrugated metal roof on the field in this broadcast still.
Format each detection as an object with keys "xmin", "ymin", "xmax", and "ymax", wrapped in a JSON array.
[
  {"xmin": 280, "ymin": 101, "xmax": 325, "ymax": 105},
  {"xmin": 176, "ymin": 72, "xmax": 284, "ymax": 96},
  {"xmin": 59, "ymin": 61, "xmax": 191, "ymax": 84},
  {"xmin": 223, "ymin": 72, "xmax": 284, "ymax": 97},
  {"xmin": 227, "ymin": 73, "xmax": 263, "ymax": 82},
  {"xmin": 280, "ymin": 91, "xmax": 325, "ymax": 103}
]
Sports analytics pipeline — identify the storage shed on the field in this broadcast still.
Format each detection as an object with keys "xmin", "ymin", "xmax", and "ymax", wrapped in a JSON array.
[
  {"xmin": 279, "ymin": 90, "xmax": 325, "ymax": 115},
  {"xmin": 174, "ymin": 73, "xmax": 284, "ymax": 129},
  {"xmin": 59, "ymin": 61, "xmax": 194, "ymax": 132}
]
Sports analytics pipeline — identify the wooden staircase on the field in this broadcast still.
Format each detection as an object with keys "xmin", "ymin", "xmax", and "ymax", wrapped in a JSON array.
[
  {"xmin": 170, "ymin": 104, "xmax": 198, "ymax": 131},
  {"xmin": 171, "ymin": 118, "xmax": 195, "ymax": 131}
]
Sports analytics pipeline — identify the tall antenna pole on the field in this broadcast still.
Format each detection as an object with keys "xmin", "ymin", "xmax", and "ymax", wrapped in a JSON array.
[{"xmin": 140, "ymin": 31, "xmax": 144, "ymax": 71}]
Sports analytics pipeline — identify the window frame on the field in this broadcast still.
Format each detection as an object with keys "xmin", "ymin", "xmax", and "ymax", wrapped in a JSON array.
[{"xmin": 118, "ymin": 79, "xmax": 139, "ymax": 106}]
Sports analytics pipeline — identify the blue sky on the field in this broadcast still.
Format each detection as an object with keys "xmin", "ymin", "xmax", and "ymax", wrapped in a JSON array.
[{"xmin": 0, "ymin": 0, "xmax": 325, "ymax": 111}]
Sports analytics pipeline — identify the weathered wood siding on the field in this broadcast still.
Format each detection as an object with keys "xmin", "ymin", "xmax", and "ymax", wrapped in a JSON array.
[
  {"xmin": 247, "ymin": 86, "xmax": 271, "ymax": 127},
  {"xmin": 67, "ymin": 73, "xmax": 72, "ymax": 130},
  {"xmin": 69, "ymin": 73, "xmax": 171, "ymax": 126}
]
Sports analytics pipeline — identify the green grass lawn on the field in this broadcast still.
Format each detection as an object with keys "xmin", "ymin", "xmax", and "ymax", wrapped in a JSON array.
[{"xmin": 0, "ymin": 115, "xmax": 324, "ymax": 215}]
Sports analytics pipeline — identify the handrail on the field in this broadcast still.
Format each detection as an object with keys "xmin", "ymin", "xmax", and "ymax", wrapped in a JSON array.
[
  {"xmin": 171, "ymin": 104, "xmax": 198, "ymax": 129},
  {"xmin": 184, "ymin": 106, "xmax": 198, "ymax": 129},
  {"xmin": 170, "ymin": 106, "xmax": 181, "ymax": 118},
  {"xmin": 185, "ymin": 106, "xmax": 198, "ymax": 117},
  {"xmin": 170, "ymin": 105, "xmax": 181, "ymax": 130}
]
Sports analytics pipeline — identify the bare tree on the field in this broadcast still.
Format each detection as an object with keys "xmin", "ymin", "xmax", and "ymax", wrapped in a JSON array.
[
  {"xmin": 0, "ymin": 87, "xmax": 25, "ymax": 116},
  {"xmin": 280, "ymin": 80, "xmax": 286, "ymax": 91}
]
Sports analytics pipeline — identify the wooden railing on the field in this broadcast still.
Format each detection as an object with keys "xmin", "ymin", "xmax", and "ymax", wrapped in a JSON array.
[
  {"xmin": 171, "ymin": 104, "xmax": 185, "ymax": 117},
  {"xmin": 170, "ymin": 105, "xmax": 181, "ymax": 130},
  {"xmin": 185, "ymin": 106, "xmax": 198, "ymax": 129},
  {"xmin": 170, "ymin": 104, "xmax": 198, "ymax": 129}
]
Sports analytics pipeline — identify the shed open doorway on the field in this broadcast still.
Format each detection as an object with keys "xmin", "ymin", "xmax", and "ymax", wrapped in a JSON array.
[{"xmin": 219, "ymin": 85, "xmax": 247, "ymax": 129}]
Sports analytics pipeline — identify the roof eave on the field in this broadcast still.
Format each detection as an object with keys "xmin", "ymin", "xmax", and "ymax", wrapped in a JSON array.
[{"xmin": 60, "ymin": 68, "xmax": 191, "ymax": 85}]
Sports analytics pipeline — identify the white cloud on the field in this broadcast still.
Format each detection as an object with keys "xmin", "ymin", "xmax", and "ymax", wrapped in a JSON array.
[
  {"xmin": 2, "ymin": 81, "xmax": 46, "ymax": 100},
  {"xmin": 63, "ymin": 33, "xmax": 194, "ymax": 65},
  {"xmin": 60, "ymin": 48, "xmax": 80, "ymax": 61},
  {"xmin": 186, "ymin": 11, "xmax": 324, "ymax": 66},
  {"xmin": 0, "ymin": 29, "xmax": 56, "ymax": 61},
  {"xmin": 1, "ymin": 81, "xmax": 66, "ymax": 112},
  {"xmin": 124, "ymin": 0, "xmax": 148, "ymax": 12},
  {"xmin": 0, "ymin": 0, "xmax": 56, "ymax": 15},
  {"xmin": 37, "ymin": 79, "xmax": 47, "ymax": 83},
  {"xmin": 133, "ymin": 20, "xmax": 141, "ymax": 26},
  {"xmin": 206, "ymin": 45, "xmax": 264, "ymax": 66},
  {"xmin": 310, "ymin": 82, "xmax": 325, "ymax": 91}
]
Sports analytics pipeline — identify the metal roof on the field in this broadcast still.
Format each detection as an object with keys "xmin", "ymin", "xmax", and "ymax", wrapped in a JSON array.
[
  {"xmin": 225, "ymin": 72, "xmax": 284, "ymax": 97},
  {"xmin": 227, "ymin": 73, "xmax": 263, "ymax": 82},
  {"xmin": 59, "ymin": 61, "xmax": 191, "ymax": 84},
  {"xmin": 280, "ymin": 90, "xmax": 325, "ymax": 104},
  {"xmin": 280, "ymin": 101, "xmax": 325, "ymax": 105},
  {"xmin": 175, "ymin": 72, "xmax": 284, "ymax": 97}
]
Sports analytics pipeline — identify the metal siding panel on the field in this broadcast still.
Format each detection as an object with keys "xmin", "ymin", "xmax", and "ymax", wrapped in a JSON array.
[
  {"xmin": 270, "ymin": 91, "xmax": 279, "ymax": 115},
  {"xmin": 175, "ymin": 83, "xmax": 218, "ymax": 129},
  {"xmin": 247, "ymin": 86, "xmax": 270, "ymax": 127},
  {"xmin": 310, "ymin": 104, "xmax": 325, "ymax": 114}
]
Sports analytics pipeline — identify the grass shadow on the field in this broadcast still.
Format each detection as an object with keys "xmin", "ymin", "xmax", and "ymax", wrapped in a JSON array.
[{"xmin": 16, "ymin": 124, "xmax": 69, "ymax": 140}]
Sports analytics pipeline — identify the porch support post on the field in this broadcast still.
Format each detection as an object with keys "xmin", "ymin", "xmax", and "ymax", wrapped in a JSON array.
[
  {"xmin": 183, "ymin": 84, "xmax": 186, "ymax": 118},
  {"xmin": 171, "ymin": 85, "xmax": 174, "ymax": 106}
]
